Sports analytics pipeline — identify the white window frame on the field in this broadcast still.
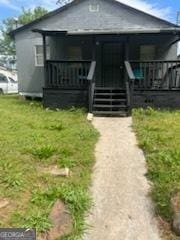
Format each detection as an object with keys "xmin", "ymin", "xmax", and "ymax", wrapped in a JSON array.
[{"xmin": 34, "ymin": 45, "xmax": 50, "ymax": 67}]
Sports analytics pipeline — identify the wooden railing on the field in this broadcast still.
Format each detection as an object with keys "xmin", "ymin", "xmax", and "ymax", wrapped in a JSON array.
[
  {"xmin": 124, "ymin": 61, "xmax": 135, "ymax": 111},
  {"xmin": 128, "ymin": 60, "xmax": 180, "ymax": 90},
  {"xmin": 87, "ymin": 61, "xmax": 96, "ymax": 113},
  {"xmin": 46, "ymin": 60, "xmax": 91, "ymax": 88},
  {"xmin": 45, "ymin": 59, "xmax": 96, "ymax": 112}
]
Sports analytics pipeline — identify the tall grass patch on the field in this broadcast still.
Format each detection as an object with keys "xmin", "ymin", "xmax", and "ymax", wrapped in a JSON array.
[
  {"xmin": 0, "ymin": 95, "xmax": 98, "ymax": 239},
  {"xmin": 133, "ymin": 108, "xmax": 180, "ymax": 224}
]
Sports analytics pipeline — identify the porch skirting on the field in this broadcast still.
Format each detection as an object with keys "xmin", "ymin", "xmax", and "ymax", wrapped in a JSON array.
[
  {"xmin": 132, "ymin": 90, "xmax": 180, "ymax": 109},
  {"xmin": 43, "ymin": 88, "xmax": 88, "ymax": 109},
  {"xmin": 43, "ymin": 88, "xmax": 180, "ymax": 110}
]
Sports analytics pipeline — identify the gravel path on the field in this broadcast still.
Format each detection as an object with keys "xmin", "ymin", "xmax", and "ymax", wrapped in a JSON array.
[{"xmin": 84, "ymin": 117, "xmax": 160, "ymax": 240}]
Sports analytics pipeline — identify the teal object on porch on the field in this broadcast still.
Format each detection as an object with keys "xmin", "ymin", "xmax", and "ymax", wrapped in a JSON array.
[{"xmin": 133, "ymin": 69, "xmax": 144, "ymax": 79}]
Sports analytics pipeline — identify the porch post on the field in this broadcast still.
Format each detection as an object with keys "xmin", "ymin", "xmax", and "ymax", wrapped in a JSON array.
[
  {"xmin": 125, "ymin": 36, "xmax": 133, "ymax": 113},
  {"xmin": 125, "ymin": 36, "xmax": 130, "ymax": 60},
  {"xmin": 42, "ymin": 34, "xmax": 47, "ymax": 88},
  {"xmin": 125, "ymin": 36, "xmax": 130, "ymax": 84},
  {"xmin": 92, "ymin": 35, "xmax": 96, "ymax": 61},
  {"xmin": 88, "ymin": 35, "xmax": 96, "ymax": 113},
  {"xmin": 92, "ymin": 35, "xmax": 96, "ymax": 84}
]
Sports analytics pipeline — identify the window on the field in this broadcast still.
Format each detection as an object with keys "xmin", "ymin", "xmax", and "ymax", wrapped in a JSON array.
[
  {"xmin": 140, "ymin": 45, "xmax": 156, "ymax": 60},
  {"xmin": 0, "ymin": 74, "xmax": 8, "ymax": 83},
  {"xmin": 89, "ymin": 4, "xmax": 99, "ymax": 12},
  {"xmin": 67, "ymin": 46, "xmax": 82, "ymax": 60},
  {"xmin": 35, "ymin": 45, "xmax": 50, "ymax": 67}
]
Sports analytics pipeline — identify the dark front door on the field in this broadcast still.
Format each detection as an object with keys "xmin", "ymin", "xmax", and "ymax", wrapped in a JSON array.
[{"xmin": 102, "ymin": 42, "xmax": 124, "ymax": 88}]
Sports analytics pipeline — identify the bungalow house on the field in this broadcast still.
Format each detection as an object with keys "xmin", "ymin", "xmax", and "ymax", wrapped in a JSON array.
[{"xmin": 10, "ymin": 0, "xmax": 180, "ymax": 115}]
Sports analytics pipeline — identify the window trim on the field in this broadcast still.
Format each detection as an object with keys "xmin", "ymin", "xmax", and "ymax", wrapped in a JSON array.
[{"xmin": 34, "ymin": 45, "xmax": 50, "ymax": 67}]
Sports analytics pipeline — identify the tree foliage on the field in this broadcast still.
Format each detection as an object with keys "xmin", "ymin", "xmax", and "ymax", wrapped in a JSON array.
[{"xmin": 0, "ymin": 7, "xmax": 48, "ymax": 56}]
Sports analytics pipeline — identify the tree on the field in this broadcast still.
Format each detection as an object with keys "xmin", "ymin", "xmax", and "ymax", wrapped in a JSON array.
[{"xmin": 0, "ymin": 7, "xmax": 48, "ymax": 56}]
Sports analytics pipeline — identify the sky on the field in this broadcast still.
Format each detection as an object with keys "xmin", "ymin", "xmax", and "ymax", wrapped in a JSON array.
[{"xmin": 0, "ymin": 0, "xmax": 179, "ymax": 23}]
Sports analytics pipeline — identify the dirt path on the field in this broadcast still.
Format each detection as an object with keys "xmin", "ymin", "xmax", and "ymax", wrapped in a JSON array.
[{"xmin": 84, "ymin": 117, "xmax": 160, "ymax": 240}]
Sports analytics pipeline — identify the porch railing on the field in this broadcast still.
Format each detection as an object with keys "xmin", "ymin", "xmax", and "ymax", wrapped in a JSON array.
[
  {"xmin": 45, "ymin": 59, "xmax": 96, "ymax": 112},
  {"xmin": 126, "ymin": 60, "xmax": 180, "ymax": 90},
  {"xmin": 46, "ymin": 60, "xmax": 92, "ymax": 88}
]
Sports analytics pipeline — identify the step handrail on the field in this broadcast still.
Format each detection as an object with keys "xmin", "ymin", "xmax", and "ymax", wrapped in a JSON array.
[
  {"xmin": 124, "ymin": 61, "xmax": 136, "ymax": 81},
  {"xmin": 87, "ymin": 61, "xmax": 96, "ymax": 113},
  {"xmin": 124, "ymin": 61, "xmax": 135, "ymax": 111},
  {"xmin": 87, "ymin": 61, "xmax": 96, "ymax": 81}
]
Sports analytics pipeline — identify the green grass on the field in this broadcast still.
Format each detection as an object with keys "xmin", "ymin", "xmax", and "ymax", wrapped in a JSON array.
[
  {"xmin": 0, "ymin": 95, "xmax": 98, "ymax": 239},
  {"xmin": 133, "ymin": 108, "xmax": 180, "ymax": 238}
]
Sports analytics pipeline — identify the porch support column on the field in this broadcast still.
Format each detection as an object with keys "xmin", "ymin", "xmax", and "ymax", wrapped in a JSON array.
[
  {"xmin": 125, "ymin": 36, "xmax": 130, "ymax": 60},
  {"xmin": 124, "ymin": 36, "xmax": 130, "ymax": 85},
  {"xmin": 88, "ymin": 35, "xmax": 96, "ymax": 113},
  {"xmin": 124, "ymin": 36, "xmax": 133, "ymax": 112},
  {"xmin": 92, "ymin": 35, "xmax": 96, "ymax": 61},
  {"xmin": 42, "ymin": 34, "xmax": 47, "ymax": 88},
  {"xmin": 92, "ymin": 35, "xmax": 96, "ymax": 84}
]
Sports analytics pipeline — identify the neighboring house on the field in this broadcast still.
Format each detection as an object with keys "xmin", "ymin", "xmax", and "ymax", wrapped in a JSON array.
[
  {"xmin": 0, "ymin": 55, "xmax": 17, "ymax": 70},
  {"xmin": 10, "ymin": 0, "xmax": 180, "ymax": 115}
]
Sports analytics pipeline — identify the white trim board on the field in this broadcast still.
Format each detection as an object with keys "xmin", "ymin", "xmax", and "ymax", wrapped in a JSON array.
[{"xmin": 19, "ymin": 92, "xmax": 43, "ymax": 98}]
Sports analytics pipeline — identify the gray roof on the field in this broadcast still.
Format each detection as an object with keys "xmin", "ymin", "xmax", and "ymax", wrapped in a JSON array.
[{"xmin": 10, "ymin": 0, "xmax": 180, "ymax": 37}]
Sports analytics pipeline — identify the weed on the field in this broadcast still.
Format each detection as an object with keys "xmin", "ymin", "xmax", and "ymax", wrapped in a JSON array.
[
  {"xmin": 11, "ymin": 211, "xmax": 52, "ymax": 232},
  {"xmin": 29, "ymin": 145, "xmax": 57, "ymax": 159},
  {"xmin": 47, "ymin": 122, "xmax": 65, "ymax": 131}
]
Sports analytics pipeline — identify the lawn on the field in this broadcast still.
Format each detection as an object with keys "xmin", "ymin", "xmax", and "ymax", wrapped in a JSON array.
[
  {"xmin": 0, "ymin": 95, "xmax": 98, "ymax": 239},
  {"xmin": 133, "ymin": 108, "xmax": 180, "ymax": 239}
]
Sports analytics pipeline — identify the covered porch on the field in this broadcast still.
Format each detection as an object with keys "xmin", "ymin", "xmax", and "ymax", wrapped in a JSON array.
[{"xmin": 35, "ymin": 29, "xmax": 180, "ymax": 114}]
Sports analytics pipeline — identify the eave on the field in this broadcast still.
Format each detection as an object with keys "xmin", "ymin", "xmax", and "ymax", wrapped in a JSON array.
[{"xmin": 32, "ymin": 28, "xmax": 180, "ymax": 36}]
